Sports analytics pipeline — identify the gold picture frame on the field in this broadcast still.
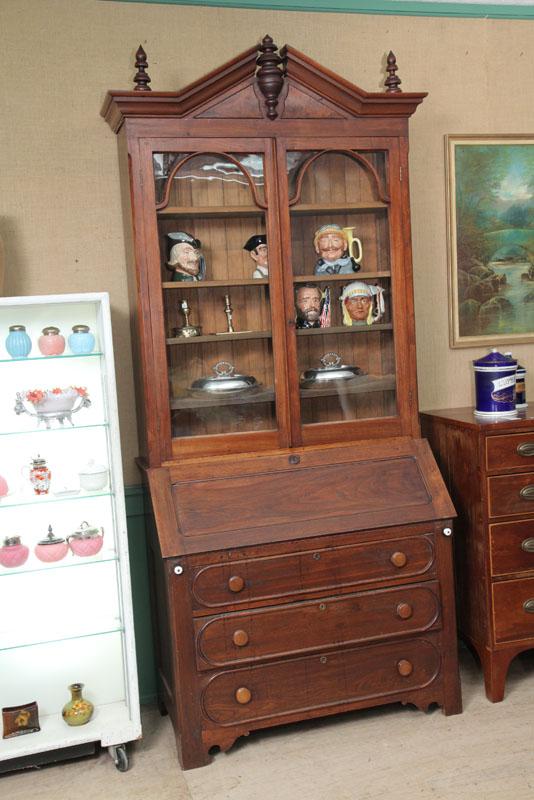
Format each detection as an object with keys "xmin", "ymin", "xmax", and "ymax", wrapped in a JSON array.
[{"xmin": 446, "ymin": 134, "xmax": 534, "ymax": 348}]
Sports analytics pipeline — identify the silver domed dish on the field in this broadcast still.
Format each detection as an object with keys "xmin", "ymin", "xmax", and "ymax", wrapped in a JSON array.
[
  {"xmin": 190, "ymin": 361, "xmax": 259, "ymax": 394},
  {"xmin": 300, "ymin": 352, "xmax": 364, "ymax": 387}
]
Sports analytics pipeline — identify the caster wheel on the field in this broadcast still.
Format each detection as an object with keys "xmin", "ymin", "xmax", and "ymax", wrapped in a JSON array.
[{"xmin": 108, "ymin": 744, "xmax": 129, "ymax": 772}]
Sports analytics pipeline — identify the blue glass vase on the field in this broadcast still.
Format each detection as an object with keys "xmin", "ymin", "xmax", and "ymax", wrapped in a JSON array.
[
  {"xmin": 68, "ymin": 324, "xmax": 95, "ymax": 355},
  {"xmin": 5, "ymin": 325, "xmax": 32, "ymax": 358}
]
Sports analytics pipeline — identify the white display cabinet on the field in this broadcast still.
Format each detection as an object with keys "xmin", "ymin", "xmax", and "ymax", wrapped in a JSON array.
[{"xmin": 0, "ymin": 293, "xmax": 141, "ymax": 772}]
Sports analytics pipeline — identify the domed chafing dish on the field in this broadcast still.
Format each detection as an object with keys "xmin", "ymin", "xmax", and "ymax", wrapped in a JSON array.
[
  {"xmin": 300, "ymin": 352, "xmax": 364, "ymax": 387},
  {"xmin": 190, "ymin": 361, "xmax": 259, "ymax": 394}
]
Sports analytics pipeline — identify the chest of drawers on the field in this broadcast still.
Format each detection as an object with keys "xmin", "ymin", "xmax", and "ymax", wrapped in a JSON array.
[
  {"xmin": 421, "ymin": 407, "xmax": 534, "ymax": 701},
  {"xmin": 144, "ymin": 439, "xmax": 462, "ymax": 768}
]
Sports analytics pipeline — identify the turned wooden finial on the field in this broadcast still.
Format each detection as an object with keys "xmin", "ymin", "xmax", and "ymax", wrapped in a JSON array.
[
  {"xmin": 256, "ymin": 34, "xmax": 285, "ymax": 120},
  {"xmin": 384, "ymin": 51, "xmax": 402, "ymax": 93},
  {"xmin": 133, "ymin": 45, "xmax": 152, "ymax": 92}
]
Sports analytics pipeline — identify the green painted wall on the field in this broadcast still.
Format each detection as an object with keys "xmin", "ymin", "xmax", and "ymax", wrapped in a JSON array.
[
  {"xmin": 125, "ymin": 486, "xmax": 157, "ymax": 705},
  {"xmin": 106, "ymin": 0, "xmax": 534, "ymax": 20}
]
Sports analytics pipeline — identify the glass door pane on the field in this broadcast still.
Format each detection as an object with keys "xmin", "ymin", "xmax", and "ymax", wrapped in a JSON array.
[
  {"xmin": 154, "ymin": 151, "xmax": 277, "ymax": 439},
  {"xmin": 287, "ymin": 149, "xmax": 397, "ymax": 426}
]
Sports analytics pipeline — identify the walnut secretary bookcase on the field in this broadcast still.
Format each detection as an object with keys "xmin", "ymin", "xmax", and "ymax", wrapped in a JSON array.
[{"xmin": 102, "ymin": 38, "xmax": 462, "ymax": 769}]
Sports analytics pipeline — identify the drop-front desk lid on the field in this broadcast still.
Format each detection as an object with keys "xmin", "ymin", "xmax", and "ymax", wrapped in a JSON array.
[{"xmin": 144, "ymin": 437, "xmax": 456, "ymax": 557}]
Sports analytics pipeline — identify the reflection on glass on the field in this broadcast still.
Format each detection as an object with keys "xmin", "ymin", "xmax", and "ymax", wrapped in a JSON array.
[
  {"xmin": 154, "ymin": 152, "xmax": 265, "ymax": 207},
  {"xmin": 157, "ymin": 152, "xmax": 276, "ymax": 439},
  {"xmin": 289, "ymin": 149, "xmax": 396, "ymax": 425}
]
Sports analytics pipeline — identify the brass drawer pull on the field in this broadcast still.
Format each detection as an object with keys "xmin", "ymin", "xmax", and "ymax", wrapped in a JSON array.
[
  {"xmin": 521, "ymin": 538, "xmax": 534, "ymax": 553},
  {"xmin": 390, "ymin": 551, "xmax": 407, "ymax": 568},
  {"xmin": 228, "ymin": 575, "xmax": 245, "ymax": 593},
  {"xmin": 397, "ymin": 659, "xmax": 413, "ymax": 677},
  {"xmin": 232, "ymin": 629, "xmax": 249, "ymax": 647},
  {"xmin": 519, "ymin": 486, "xmax": 534, "ymax": 501},
  {"xmin": 396, "ymin": 602, "xmax": 413, "ymax": 620},
  {"xmin": 517, "ymin": 442, "xmax": 534, "ymax": 457},
  {"xmin": 523, "ymin": 599, "xmax": 534, "ymax": 614},
  {"xmin": 235, "ymin": 687, "xmax": 252, "ymax": 704}
]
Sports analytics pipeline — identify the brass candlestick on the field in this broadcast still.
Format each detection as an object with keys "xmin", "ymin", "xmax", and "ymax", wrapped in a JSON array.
[
  {"xmin": 173, "ymin": 300, "xmax": 202, "ymax": 338},
  {"xmin": 224, "ymin": 294, "xmax": 235, "ymax": 333}
]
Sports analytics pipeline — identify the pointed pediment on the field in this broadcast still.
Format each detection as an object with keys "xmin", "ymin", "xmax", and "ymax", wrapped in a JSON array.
[
  {"xmin": 280, "ymin": 83, "xmax": 347, "ymax": 120},
  {"xmin": 101, "ymin": 37, "xmax": 426, "ymax": 132}
]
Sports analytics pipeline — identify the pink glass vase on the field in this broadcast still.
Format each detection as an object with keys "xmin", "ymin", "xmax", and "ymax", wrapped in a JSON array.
[
  {"xmin": 38, "ymin": 327, "xmax": 66, "ymax": 356},
  {"xmin": 0, "ymin": 537, "xmax": 29, "ymax": 568}
]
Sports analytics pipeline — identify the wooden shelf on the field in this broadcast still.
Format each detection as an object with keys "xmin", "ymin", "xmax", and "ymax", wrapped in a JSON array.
[
  {"xmin": 297, "ymin": 324, "xmax": 392, "ymax": 336},
  {"xmin": 171, "ymin": 387, "xmax": 275, "ymax": 410},
  {"xmin": 291, "ymin": 201, "xmax": 388, "ymax": 215},
  {"xmin": 300, "ymin": 374, "xmax": 396, "ymax": 398},
  {"xmin": 293, "ymin": 272, "xmax": 390, "ymax": 284},
  {"xmin": 157, "ymin": 201, "xmax": 388, "ymax": 218},
  {"xmin": 163, "ymin": 279, "xmax": 268, "ymax": 289},
  {"xmin": 158, "ymin": 205, "xmax": 264, "ymax": 218},
  {"xmin": 167, "ymin": 330, "xmax": 272, "ymax": 345},
  {"xmin": 162, "ymin": 273, "xmax": 390, "ymax": 289}
]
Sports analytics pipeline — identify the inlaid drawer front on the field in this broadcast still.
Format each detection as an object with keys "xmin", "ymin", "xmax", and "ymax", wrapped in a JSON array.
[
  {"xmin": 191, "ymin": 536, "xmax": 435, "ymax": 609},
  {"xmin": 486, "ymin": 433, "xmax": 534, "ymax": 472},
  {"xmin": 493, "ymin": 577, "xmax": 534, "ymax": 642},
  {"xmin": 488, "ymin": 473, "xmax": 534, "ymax": 518},
  {"xmin": 490, "ymin": 520, "xmax": 534, "ymax": 577},
  {"xmin": 201, "ymin": 638, "xmax": 441, "ymax": 725},
  {"xmin": 195, "ymin": 583, "xmax": 441, "ymax": 669}
]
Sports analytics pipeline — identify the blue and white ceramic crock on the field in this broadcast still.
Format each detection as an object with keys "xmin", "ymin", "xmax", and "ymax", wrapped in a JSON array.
[
  {"xmin": 473, "ymin": 349, "xmax": 517, "ymax": 417},
  {"xmin": 516, "ymin": 364, "xmax": 527, "ymax": 409}
]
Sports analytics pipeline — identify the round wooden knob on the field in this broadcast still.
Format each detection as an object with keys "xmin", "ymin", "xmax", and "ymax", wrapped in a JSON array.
[
  {"xmin": 232, "ymin": 629, "xmax": 249, "ymax": 647},
  {"xmin": 228, "ymin": 575, "xmax": 245, "ymax": 593},
  {"xmin": 396, "ymin": 602, "xmax": 413, "ymax": 620},
  {"xmin": 390, "ymin": 551, "xmax": 407, "ymax": 568},
  {"xmin": 235, "ymin": 687, "xmax": 252, "ymax": 704},
  {"xmin": 397, "ymin": 659, "xmax": 413, "ymax": 677}
]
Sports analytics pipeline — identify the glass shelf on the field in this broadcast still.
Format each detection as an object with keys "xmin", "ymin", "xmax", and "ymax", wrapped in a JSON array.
[
  {"xmin": 0, "ymin": 625, "xmax": 124, "ymax": 653},
  {"xmin": 0, "ymin": 554, "xmax": 118, "ymax": 579},
  {"xmin": 158, "ymin": 205, "xmax": 264, "ymax": 218},
  {"xmin": 0, "ymin": 352, "xmax": 103, "ymax": 364},
  {"xmin": 0, "ymin": 489, "xmax": 113, "ymax": 510},
  {"xmin": 0, "ymin": 422, "xmax": 109, "ymax": 437}
]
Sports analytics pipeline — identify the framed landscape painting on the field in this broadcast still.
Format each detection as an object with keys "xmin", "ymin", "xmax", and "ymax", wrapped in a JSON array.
[{"xmin": 446, "ymin": 135, "xmax": 534, "ymax": 348}]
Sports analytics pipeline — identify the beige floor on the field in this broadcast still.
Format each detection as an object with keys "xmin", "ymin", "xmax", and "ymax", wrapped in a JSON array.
[{"xmin": 2, "ymin": 644, "xmax": 534, "ymax": 800}]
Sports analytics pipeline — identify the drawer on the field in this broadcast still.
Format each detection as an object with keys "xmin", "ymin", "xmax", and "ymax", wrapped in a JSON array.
[
  {"xmin": 486, "ymin": 433, "xmax": 534, "ymax": 472},
  {"xmin": 493, "ymin": 576, "xmax": 534, "ymax": 642},
  {"xmin": 191, "ymin": 535, "xmax": 435, "ymax": 610},
  {"xmin": 201, "ymin": 637, "xmax": 441, "ymax": 725},
  {"xmin": 490, "ymin": 520, "xmax": 534, "ymax": 576},
  {"xmin": 487, "ymin": 473, "xmax": 534, "ymax": 518},
  {"xmin": 195, "ymin": 582, "xmax": 441, "ymax": 669}
]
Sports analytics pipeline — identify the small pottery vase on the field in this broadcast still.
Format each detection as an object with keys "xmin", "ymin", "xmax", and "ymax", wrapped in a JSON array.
[
  {"xmin": 0, "ymin": 536, "xmax": 29, "ymax": 568},
  {"xmin": 67, "ymin": 521, "xmax": 104, "ymax": 557},
  {"xmin": 0, "ymin": 474, "xmax": 8, "ymax": 497},
  {"xmin": 68, "ymin": 325, "xmax": 95, "ymax": 355},
  {"xmin": 38, "ymin": 326, "xmax": 66, "ymax": 356},
  {"xmin": 5, "ymin": 325, "xmax": 32, "ymax": 358},
  {"xmin": 62, "ymin": 683, "xmax": 94, "ymax": 727},
  {"xmin": 34, "ymin": 525, "xmax": 68, "ymax": 563}
]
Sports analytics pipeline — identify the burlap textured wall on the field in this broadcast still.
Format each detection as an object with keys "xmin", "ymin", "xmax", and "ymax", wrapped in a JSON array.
[{"xmin": 1, "ymin": 0, "xmax": 532, "ymax": 481}]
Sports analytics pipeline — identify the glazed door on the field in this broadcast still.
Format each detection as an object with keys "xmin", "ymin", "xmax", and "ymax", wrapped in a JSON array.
[
  {"xmin": 136, "ymin": 138, "xmax": 290, "ymax": 460},
  {"xmin": 276, "ymin": 138, "xmax": 419, "ymax": 447}
]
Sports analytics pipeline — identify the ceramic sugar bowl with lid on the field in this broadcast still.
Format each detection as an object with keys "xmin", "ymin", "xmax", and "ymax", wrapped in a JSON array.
[
  {"xmin": 78, "ymin": 459, "xmax": 109, "ymax": 492},
  {"xmin": 0, "ymin": 536, "xmax": 29, "ymax": 568},
  {"xmin": 67, "ymin": 521, "xmax": 104, "ymax": 557},
  {"xmin": 34, "ymin": 525, "xmax": 68, "ymax": 562}
]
